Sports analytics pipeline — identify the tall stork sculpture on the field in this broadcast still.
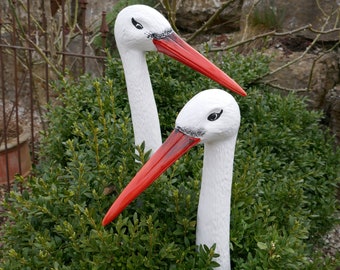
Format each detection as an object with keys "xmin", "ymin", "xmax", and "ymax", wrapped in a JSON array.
[{"xmin": 103, "ymin": 89, "xmax": 241, "ymax": 269}]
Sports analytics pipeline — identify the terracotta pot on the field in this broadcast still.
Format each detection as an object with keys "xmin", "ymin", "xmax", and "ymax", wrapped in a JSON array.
[{"xmin": 0, "ymin": 132, "xmax": 31, "ymax": 184}]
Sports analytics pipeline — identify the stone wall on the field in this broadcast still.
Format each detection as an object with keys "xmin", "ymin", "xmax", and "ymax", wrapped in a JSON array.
[
  {"xmin": 175, "ymin": 0, "xmax": 339, "ymax": 41},
  {"xmin": 173, "ymin": 0, "xmax": 243, "ymax": 33}
]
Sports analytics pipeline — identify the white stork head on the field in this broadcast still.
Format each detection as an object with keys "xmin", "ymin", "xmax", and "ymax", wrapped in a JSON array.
[
  {"xmin": 114, "ymin": 4, "xmax": 172, "ymax": 52},
  {"xmin": 114, "ymin": 5, "xmax": 246, "ymax": 96},
  {"xmin": 175, "ymin": 89, "xmax": 240, "ymax": 143}
]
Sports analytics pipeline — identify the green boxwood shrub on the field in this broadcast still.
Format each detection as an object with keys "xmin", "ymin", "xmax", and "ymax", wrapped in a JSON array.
[{"xmin": 0, "ymin": 51, "xmax": 339, "ymax": 269}]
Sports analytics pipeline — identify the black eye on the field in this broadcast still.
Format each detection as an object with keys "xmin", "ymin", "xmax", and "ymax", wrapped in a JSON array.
[
  {"xmin": 132, "ymin": 18, "xmax": 143, "ymax": 29},
  {"xmin": 207, "ymin": 109, "xmax": 223, "ymax": 121}
]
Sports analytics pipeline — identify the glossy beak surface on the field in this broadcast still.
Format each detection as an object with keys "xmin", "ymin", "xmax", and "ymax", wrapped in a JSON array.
[
  {"xmin": 102, "ymin": 129, "xmax": 200, "ymax": 226},
  {"xmin": 153, "ymin": 32, "xmax": 247, "ymax": 97}
]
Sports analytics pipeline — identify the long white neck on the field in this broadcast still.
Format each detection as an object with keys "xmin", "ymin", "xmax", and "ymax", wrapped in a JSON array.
[
  {"xmin": 120, "ymin": 49, "xmax": 162, "ymax": 154},
  {"xmin": 196, "ymin": 135, "xmax": 237, "ymax": 269}
]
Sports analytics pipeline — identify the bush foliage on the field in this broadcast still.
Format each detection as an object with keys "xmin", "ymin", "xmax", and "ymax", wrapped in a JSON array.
[{"xmin": 1, "ymin": 51, "xmax": 339, "ymax": 269}]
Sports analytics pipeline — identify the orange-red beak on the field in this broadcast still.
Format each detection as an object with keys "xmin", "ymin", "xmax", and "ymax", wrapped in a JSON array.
[
  {"xmin": 153, "ymin": 32, "xmax": 247, "ymax": 97},
  {"xmin": 102, "ymin": 129, "xmax": 200, "ymax": 226}
]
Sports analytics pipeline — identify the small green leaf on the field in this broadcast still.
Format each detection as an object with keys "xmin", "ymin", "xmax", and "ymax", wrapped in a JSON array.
[{"xmin": 257, "ymin": 242, "xmax": 267, "ymax": 250}]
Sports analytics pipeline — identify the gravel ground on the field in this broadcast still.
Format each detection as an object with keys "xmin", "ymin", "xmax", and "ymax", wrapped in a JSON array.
[{"xmin": 321, "ymin": 220, "xmax": 340, "ymax": 262}]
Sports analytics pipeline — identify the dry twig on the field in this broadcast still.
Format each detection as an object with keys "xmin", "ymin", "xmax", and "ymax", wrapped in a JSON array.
[
  {"xmin": 187, "ymin": 0, "xmax": 237, "ymax": 43},
  {"xmin": 262, "ymin": 8, "xmax": 338, "ymax": 80},
  {"xmin": 210, "ymin": 24, "xmax": 314, "ymax": 51}
]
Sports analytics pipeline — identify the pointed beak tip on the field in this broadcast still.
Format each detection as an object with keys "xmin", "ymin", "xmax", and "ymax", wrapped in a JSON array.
[
  {"xmin": 230, "ymin": 86, "xmax": 247, "ymax": 97},
  {"xmin": 102, "ymin": 215, "xmax": 113, "ymax": 227},
  {"xmin": 240, "ymin": 90, "xmax": 247, "ymax": 96}
]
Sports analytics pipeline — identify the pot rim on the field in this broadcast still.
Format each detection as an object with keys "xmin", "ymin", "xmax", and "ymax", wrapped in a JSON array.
[{"xmin": 0, "ymin": 131, "xmax": 30, "ymax": 151}]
